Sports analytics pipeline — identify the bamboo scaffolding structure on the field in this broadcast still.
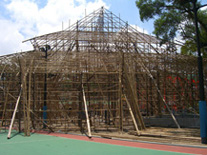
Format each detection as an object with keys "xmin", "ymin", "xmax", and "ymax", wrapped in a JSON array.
[{"xmin": 0, "ymin": 7, "xmax": 205, "ymax": 137}]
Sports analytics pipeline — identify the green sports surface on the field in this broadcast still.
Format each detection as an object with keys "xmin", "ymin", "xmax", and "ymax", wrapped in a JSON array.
[{"xmin": 0, "ymin": 131, "xmax": 192, "ymax": 155}]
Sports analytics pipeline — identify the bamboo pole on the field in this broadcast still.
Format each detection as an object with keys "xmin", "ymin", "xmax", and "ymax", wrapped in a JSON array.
[
  {"xmin": 82, "ymin": 83, "xmax": 92, "ymax": 138},
  {"xmin": 124, "ymin": 94, "xmax": 140, "ymax": 136},
  {"xmin": 133, "ymin": 45, "xmax": 180, "ymax": 128},
  {"xmin": 1, "ymin": 83, "xmax": 10, "ymax": 126},
  {"xmin": 123, "ymin": 61, "xmax": 146, "ymax": 130},
  {"xmin": 7, "ymin": 85, "xmax": 22, "ymax": 139},
  {"xmin": 23, "ymin": 64, "xmax": 28, "ymax": 136},
  {"xmin": 118, "ymin": 52, "xmax": 123, "ymax": 133},
  {"xmin": 26, "ymin": 67, "xmax": 32, "ymax": 136}
]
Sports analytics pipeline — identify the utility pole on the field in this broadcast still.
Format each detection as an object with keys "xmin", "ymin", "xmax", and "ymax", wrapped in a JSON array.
[
  {"xmin": 192, "ymin": 0, "xmax": 207, "ymax": 144},
  {"xmin": 41, "ymin": 45, "xmax": 50, "ymax": 129}
]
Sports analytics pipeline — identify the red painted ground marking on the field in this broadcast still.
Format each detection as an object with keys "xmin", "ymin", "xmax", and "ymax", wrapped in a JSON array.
[{"xmin": 37, "ymin": 132, "xmax": 207, "ymax": 155}]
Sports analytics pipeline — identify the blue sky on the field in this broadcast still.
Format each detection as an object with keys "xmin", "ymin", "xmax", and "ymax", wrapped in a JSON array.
[
  {"xmin": 104, "ymin": 0, "xmax": 154, "ymax": 32},
  {"xmin": 0, "ymin": 0, "xmax": 206, "ymax": 55}
]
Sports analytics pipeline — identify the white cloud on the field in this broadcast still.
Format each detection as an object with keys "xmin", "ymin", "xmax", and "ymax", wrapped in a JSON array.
[
  {"xmin": 200, "ymin": 5, "xmax": 207, "ymax": 11},
  {"xmin": 0, "ymin": 0, "xmax": 109, "ymax": 55},
  {"xmin": 130, "ymin": 24, "xmax": 149, "ymax": 34},
  {"xmin": 6, "ymin": 0, "xmax": 39, "ymax": 37},
  {"xmin": 0, "ymin": 19, "xmax": 32, "ymax": 55}
]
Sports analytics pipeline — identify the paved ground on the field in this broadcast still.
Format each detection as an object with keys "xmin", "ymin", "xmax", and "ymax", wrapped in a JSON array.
[{"xmin": 0, "ymin": 131, "xmax": 206, "ymax": 155}]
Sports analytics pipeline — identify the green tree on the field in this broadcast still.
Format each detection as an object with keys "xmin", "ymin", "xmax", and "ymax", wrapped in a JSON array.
[{"xmin": 136, "ymin": 0, "xmax": 207, "ymax": 55}]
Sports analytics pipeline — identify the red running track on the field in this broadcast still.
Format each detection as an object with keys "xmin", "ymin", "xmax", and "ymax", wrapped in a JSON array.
[{"xmin": 38, "ymin": 132, "xmax": 207, "ymax": 155}]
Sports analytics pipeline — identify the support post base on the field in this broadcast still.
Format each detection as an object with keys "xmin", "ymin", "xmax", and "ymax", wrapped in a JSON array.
[
  {"xmin": 199, "ymin": 101, "xmax": 207, "ymax": 144},
  {"xmin": 201, "ymin": 137, "xmax": 207, "ymax": 144}
]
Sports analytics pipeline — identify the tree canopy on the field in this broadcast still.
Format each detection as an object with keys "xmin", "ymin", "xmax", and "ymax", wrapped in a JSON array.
[{"xmin": 136, "ymin": 0, "xmax": 207, "ymax": 55}]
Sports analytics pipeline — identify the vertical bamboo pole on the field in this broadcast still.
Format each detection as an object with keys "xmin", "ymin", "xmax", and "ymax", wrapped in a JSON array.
[
  {"xmin": 78, "ymin": 74, "xmax": 83, "ymax": 132},
  {"xmin": 18, "ymin": 56, "xmax": 22, "ymax": 133},
  {"xmin": 22, "ymin": 61, "xmax": 27, "ymax": 136},
  {"xmin": 149, "ymin": 77, "xmax": 153, "ymax": 116},
  {"xmin": 1, "ymin": 86, "xmax": 10, "ymax": 127},
  {"xmin": 32, "ymin": 72, "xmax": 35, "ymax": 129},
  {"xmin": 146, "ymin": 74, "xmax": 149, "ymax": 116},
  {"xmin": 0, "ymin": 65, "xmax": 8, "ymax": 127},
  {"xmin": 157, "ymin": 70, "xmax": 161, "ymax": 116},
  {"xmin": 26, "ymin": 66, "xmax": 32, "ymax": 136},
  {"xmin": 118, "ymin": 52, "xmax": 123, "ymax": 133},
  {"xmin": 107, "ymin": 75, "xmax": 111, "ymax": 125}
]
